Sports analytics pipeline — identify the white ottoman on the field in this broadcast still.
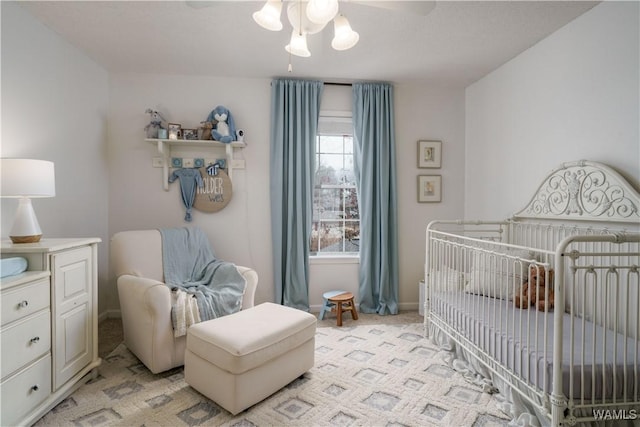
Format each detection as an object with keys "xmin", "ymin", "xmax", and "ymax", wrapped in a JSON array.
[{"xmin": 184, "ymin": 302, "xmax": 317, "ymax": 415}]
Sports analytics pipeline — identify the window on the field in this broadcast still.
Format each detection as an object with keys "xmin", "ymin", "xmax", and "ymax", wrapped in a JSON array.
[{"xmin": 311, "ymin": 116, "xmax": 360, "ymax": 256}]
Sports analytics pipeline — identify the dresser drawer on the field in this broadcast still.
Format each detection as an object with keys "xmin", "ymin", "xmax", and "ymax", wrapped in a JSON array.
[
  {"xmin": 1, "ymin": 353, "xmax": 52, "ymax": 427},
  {"xmin": 1, "ymin": 278, "xmax": 50, "ymax": 326},
  {"xmin": 1, "ymin": 310, "xmax": 51, "ymax": 379}
]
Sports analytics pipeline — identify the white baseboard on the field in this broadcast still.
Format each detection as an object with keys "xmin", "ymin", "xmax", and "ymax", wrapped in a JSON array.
[{"xmin": 309, "ymin": 304, "xmax": 323, "ymax": 313}]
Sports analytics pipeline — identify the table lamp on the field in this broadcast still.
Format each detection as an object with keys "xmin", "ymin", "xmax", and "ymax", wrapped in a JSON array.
[{"xmin": 1, "ymin": 158, "xmax": 56, "ymax": 243}]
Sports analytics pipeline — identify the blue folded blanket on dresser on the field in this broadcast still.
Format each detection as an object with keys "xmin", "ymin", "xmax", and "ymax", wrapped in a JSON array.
[
  {"xmin": 0, "ymin": 257, "xmax": 28, "ymax": 278},
  {"xmin": 159, "ymin": 227, "xmax": 246, "ymax": 332}
]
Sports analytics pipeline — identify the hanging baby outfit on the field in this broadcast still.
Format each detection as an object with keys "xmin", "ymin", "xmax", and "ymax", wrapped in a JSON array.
[{"xmin": 169, "ymin": 168, "xmax": 204, "ymax": 221}]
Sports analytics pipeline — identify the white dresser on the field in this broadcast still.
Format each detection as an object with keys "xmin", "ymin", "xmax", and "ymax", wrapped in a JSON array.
[{"xmin": 1, "ymin": 238, "xmax": 101, "ymax": 426}]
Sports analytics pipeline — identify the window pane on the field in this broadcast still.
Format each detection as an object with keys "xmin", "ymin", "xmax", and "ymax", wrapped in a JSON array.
[
  {"xmin": 315, "ymin": 221, "xmax": 344, "ymax": 253},
  {"xmin": 344, "ymin": 137, "xmax": 353, "ymax": 154},
  {"xmin": 313, "ymin": 188, "xmax": 340, "ymax": 219},
  {"xmin": 343, "ymin": 188, "xmax": 359, "ymax": 219},
  {"xmin": 312, "ymin": 124, "xmax": 359, "ymax": 255},
  {"xmin": 316, "ymin": 161, "xmax": 339, "ymax": 185},
  {"xmin": 310, "ymin": 221, "xmax": 361, "ymax": 254},
  {"xmin": 342, "ymin": 156, "xmax": 355, "ymax": 184},
  {"xmin": 310, "ymin": 223, "xmax": 320, "ymax": 252},
  {"xmin": 344, "ymin": 222, "xmax": 360, "ymax": 252},
  {"xmin": 318, "ymin": 153, "xmax": 344, "ymax": 179},
  {"xmin": 320, "ymin": 136, "xmax": 345, "ymax": 153}
]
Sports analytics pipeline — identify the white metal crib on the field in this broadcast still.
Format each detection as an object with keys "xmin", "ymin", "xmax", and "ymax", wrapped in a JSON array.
[{"xmin": 424, "ymin": 161, "xmax": 640, "ymax": 426}]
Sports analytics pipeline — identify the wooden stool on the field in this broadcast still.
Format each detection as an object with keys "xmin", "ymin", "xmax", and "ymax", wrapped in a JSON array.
[
  {"xmin": 327, "ymin": 291, "xmax": 358, "ymax": 327},
  {"xmin": 318, "ymin": 290, "xmax": 345, "ymax": 320}
]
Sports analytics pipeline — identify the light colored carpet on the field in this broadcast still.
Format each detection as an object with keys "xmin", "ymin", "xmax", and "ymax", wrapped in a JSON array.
[{"xmin": 36, "ymin": 323, "xmax": 509, "ymax": 426}]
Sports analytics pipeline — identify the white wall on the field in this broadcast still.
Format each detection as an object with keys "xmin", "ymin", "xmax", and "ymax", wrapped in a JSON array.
[
  {"xmin": 108, "ymin": 76, "xmax": 466, "ymax": 312},
  {"xmin": 1, "ymin": 2, "xmax": 110, "ymax": 312},
  {"xmin": 465, "ymin": 1, "xmax": 640, "ymax": 220},
  {"xmin": 395, "ymin": 84, "xmax": 466, "ymax": 306}
]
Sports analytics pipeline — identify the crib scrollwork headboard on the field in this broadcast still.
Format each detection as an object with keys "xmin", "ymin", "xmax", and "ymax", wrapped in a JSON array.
[{"xmin": 513, "ymin": 160, "xmax": 640, "ymax": 223}]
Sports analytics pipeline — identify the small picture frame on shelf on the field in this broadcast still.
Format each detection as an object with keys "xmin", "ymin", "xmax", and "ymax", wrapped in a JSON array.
[
  {"xmin": 168, "ymin": 123, "xmax": 181, "ymax": 140},
  {"xmin": 417, "ymin": 140, "xmax": 442, "ymax": 168},
  {"xmin": 182, "ymin": 128, "xmax": 198, "ymax": 140},
  {"xmin": 418, "ymin": 175, "xmax": 442, "ymax": 203}
]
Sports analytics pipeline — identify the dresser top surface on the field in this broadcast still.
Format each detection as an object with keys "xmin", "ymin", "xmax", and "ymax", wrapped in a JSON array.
[{"xmin": 1, "ymin": 238, "xmax": 101, "ymax": 253}]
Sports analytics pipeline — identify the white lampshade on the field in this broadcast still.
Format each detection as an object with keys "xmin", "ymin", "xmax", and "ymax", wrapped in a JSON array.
[
  {"xmin": 1, "ymin": 159, "xmax": 55, "ymax": 198},
  {"xmin": 285, "ymin": 30, "xmax": 311, "ymax": 57},
  {"xmin": 306, "ymin": 0, "xmax": 339, "ymax": 25},
  {"xmin": 331, "ymin": 14, "xmax": 359, "ymax": 51},
  {"xmin": 1, "ymin": 158, "xmax": 56, "ymax": 243},
  {"xmin": 287, "ymin": 1, "xmax": 326, "ymax": 35},
  {"xmin": 253, "ymin": 0, "xmax": 283, "ymax": 32}
]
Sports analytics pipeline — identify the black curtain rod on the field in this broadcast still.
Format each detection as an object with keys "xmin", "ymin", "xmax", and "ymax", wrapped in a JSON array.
[{"xmin": 325, "ymin": 82, "xmax": 352, "ymax": 86}]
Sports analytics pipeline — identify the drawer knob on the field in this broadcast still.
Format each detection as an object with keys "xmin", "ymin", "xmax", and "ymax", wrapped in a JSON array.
[
  {"xmin": 30, "ymin": 385, "xmax": 39, "ymax": 392},
  {"xmin": 30, "ymin": 336, "xmax": 40, "ymax": 344},
  {"xmin": 18, "ymin": 300, "xmax": 29, "ymax": 308}
]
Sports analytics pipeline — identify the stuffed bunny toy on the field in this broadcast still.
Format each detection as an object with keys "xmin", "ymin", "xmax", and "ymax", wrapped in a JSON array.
[
  {"xmin": 144, "ymin": 108, "xmax": 167, "ymax": 138},
  {"xmin": 206, "ymin": 105, "xmax": 236, "ymax": 143}
]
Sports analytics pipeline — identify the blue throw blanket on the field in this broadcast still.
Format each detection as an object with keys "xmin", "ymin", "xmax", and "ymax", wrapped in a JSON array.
[{"xmin": 159, "ymin": 227, "xmax": 246, "ymax": 329}]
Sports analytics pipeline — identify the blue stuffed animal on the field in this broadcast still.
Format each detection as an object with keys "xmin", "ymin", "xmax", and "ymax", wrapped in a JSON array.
[{"xmin": 206, "ymin": 105, "xmax": 236, "ymax": 143}]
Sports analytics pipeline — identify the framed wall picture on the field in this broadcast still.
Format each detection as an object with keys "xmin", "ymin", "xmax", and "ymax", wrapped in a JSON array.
[
  {"xmin": 182, "ymin": 128, "xmax": 198, "ymax": 140},
  {"xmin": 168, "ymin": 123, "xmax": 182, "ymax": 140},
  {"xmin": 417, "ymin": 140, "xmax": 442, "ymax": 168},
  {"xmin": 418, "ymin": 175, "xmax": 442, "ymax": 203}
]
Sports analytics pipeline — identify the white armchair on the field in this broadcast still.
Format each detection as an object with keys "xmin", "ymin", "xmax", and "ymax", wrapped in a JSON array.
[{"xmin": 111, "ymin": 229, "xmax": 258, "ymax": 374}]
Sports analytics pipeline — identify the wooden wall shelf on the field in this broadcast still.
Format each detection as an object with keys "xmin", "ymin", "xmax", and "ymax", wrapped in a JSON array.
[{"xmin": 146, "ymin": 139, "xmax": 246, "ymax": 191}]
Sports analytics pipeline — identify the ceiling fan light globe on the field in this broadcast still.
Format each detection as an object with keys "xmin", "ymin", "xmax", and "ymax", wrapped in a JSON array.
[
  {"xmin": 285, "ymin": 31, "xmax": 311, "ymax": 57},
  {"xmin": 287, "ymin": 1, "xmax": 326, "ymax": 35},
  {"xmin": 253, "ymin": 0, "xmax": 283, "ymax": 31},
  {"xmin": 306, "ymin": 0, "xmax": 339, "ymax": 25},
  {"xmin": 332, "ymin": 15, "xmax": 359, "ymax": 50}
]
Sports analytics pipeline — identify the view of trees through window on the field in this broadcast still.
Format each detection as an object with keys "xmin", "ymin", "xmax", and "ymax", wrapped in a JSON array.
[{"xmin": 311, "ymin": 134, "xmax": 360, "ymax": 255}]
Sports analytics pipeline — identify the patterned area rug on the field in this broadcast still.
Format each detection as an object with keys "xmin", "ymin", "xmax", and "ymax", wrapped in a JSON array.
[{"xmin": 35, "ymin": 323, "xmax": 509, "ymax": 426}]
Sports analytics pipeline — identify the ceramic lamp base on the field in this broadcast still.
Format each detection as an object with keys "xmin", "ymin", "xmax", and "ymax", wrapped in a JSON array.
[
  {"xmin": 9, "ymin": 198, "xmax": 44, "ymax": 243},
  {"xmin": 9, "ymin": 234, "xmax": 43, "ymax": 244}
]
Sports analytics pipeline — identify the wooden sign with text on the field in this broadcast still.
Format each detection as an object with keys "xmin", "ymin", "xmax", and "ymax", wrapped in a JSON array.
[{"xmin": 193, "ymin": 166, "xmax": 232, "ymax": 213}]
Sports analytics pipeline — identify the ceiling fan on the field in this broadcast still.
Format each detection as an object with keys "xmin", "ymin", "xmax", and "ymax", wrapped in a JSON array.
[
  {"xmin": 186, "ymin": 1, "xmax": 436, "ymax": 16},
  {"xmin": 186, "ymin": 0, "xmax": 435, "ymax": 67}
]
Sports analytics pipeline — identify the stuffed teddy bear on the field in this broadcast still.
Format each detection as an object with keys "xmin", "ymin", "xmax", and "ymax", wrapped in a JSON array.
[
  {"xmin": 198, "ymin": 121, "xmax": 214, "ymax": 140},
  {"xmin": 514, "ymin": 264, "xmax": 555, "ymax": 311},
  {"xmin": 206, "ymin": 105, "xmax": 236, "ymax": 143},
  {"xmin": 144, "ymin": 108, "xmax": 167, "ymax": 138}
]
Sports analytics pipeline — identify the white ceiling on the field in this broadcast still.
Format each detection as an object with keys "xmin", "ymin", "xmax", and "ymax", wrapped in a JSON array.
[{"xmin": 18, "ymin": 1, "xmax": 599, "ymax": 86}]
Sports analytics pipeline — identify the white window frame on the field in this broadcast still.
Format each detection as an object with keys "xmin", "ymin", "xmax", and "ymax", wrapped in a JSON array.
[{"xmin": 311, "ymin": 112, "xmax": 359, "ymax": 260}]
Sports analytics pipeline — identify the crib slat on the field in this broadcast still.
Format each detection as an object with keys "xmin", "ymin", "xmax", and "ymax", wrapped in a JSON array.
[{"xmin": 591, "ymin": 269, "xmax": 597, "ymax": 403}]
